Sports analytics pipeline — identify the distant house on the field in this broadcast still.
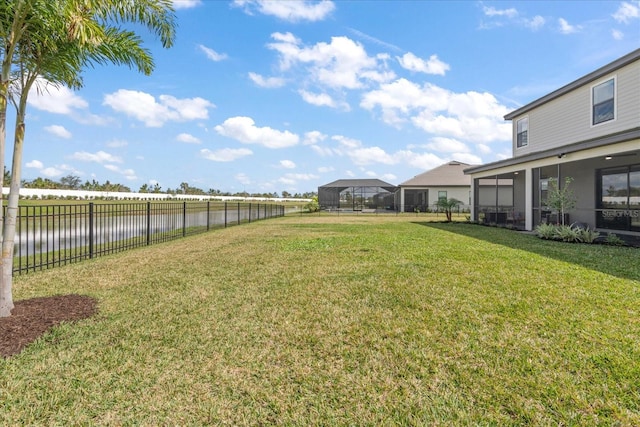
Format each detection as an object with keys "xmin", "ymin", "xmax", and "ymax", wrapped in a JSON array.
[
  {"xmin": 318, "ymin": 179, "xmax": 397, "ymax": 211},
  {"xmin": 396, "ymin": 161, "xmax": 472, "ymax": 212},
  {"xmin": 465, "ymin": 48, "xmax": 640, "ymax": 237}
]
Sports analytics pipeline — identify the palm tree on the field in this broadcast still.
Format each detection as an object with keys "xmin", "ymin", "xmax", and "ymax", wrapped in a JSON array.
[
  {"xmin": 0, "ymin": 0, "xmax": 176, "ymax": 317},
  {"xmin": 435, "ymin": 197, "xmax": 462, "ymax": 222}
]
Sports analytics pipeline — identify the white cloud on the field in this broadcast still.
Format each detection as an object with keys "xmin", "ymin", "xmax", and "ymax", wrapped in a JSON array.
[
  {"xmin": 44, "ymin": 125, "xmax": 72, "ymax": 139},
  {"xmin": 198, "ymin": 44, "xmax": 228, "ymax": 61},
  {"xmin": 303, "ymin": 130, "xmax": 327, "ymax": 145},
  {"xmin": 176, "ymin": 133, "xmax": 201, "ymax": 144},
  {"xmin": 558, "ymin": 18, "xmax": 581, "ymax": 34},
  {"xmin": 106, "ymin": 139, "xmax": 128, "ymax": 148},
  {"xmin": 360, "ymin": 78, "xmax": 447, "ymax": 126},
  {"xmin": 25, "ymin": 160, "xmax": 70, "ymax": 178},
  {"xmin": 613, "ymin": 1, "xmax": 640, "ymax": 23},
  {"xmin": 525, "ymin": 15, "xmax": 546, "ymax": 30},
  {"xmin": 233, "ymin": 0, "xmax": 335, "ymax": 22},
  {"xmin": 104, "ymin": 164, "xmax": 137, "ymax": 180},
  {"xmin": 310, "ymin": 144, "xmax": 336, "ymax": 157},
  {"xmin": 318, "ymin": 166, "xmax": 334, "ymax": 173},
  {"xmin": 332, "ymin": 135, "xmax": 362, "ymax": 149},
  {"xmin": 397, "ymin": 53, "xmax": 450, "ymax": 75},
  {"xmin": 214, "ymin": 116, "xmax": 299, "ymax": 148},
  {"xmin": 477, "ymin": 144, "xmax": 492, "ymax": 154},
  {"xmin": 299, "ymin": 90, "xmax": 349, "ymax": 110},
  {"xmin": 70, "ymin": 150, "xmax": 123, "ymax": 164},
  {"xmin": 103, "ymin": 89, "xmax": 214, "ymax": 127},
  {"xmin": 267, "ymin": 32, "xmax": 395, "ymax": 90},
  {"xmin": 172, "ymin": 0, "xmax": 202, "ymax": 9},
  {"xmin": 283, "ymin": 172, "xmax": 318, "ymax": 180},
  {"xmin": 41, "ymin": 167, "xmax": 64, "ymax": 178},
  {"xmin": 612, "ymin": 29, "xmax": 625, "ymax": 40},
  {"xmin": 327, "ymin": 134, "xmax": 448, "ymax": 170},
  {"xmin": 278, "ymin": 172, "xmax": 319, "ymax": 185},
  {"xmin": 279, "ymin": 160, "xmax": 296, "ymax": 169},
  {"xmin": 483, "ymin": 5, "xmax": 518, "ymax": 18},
  {"xmin": 426, "ymin": 137, "xmax": 470, "ymax": 153},
  {"xmin": 28, "ymin": 79, "xmax": 88, "ymax": 114},
  {"xmin": 200, "ymin": 148, "xmax": 253, "ymax": 162},
  {"xmin": 347, "ymin": 146, "xmax": 397, "ymax": 166},
  {"xmin": 248, "ymin": 72, "xmax": 286, "ymax": 88},
  {"xmin": 26, "ymin": 160, "xmax": 44, "ymax": 169},
  {"xmin": 235, "ymin": 173, "xmax": 251, "ymax": 185},
  {"xmin": 361, "ymin": 78, "xmax": 511, "ymax": 144}
]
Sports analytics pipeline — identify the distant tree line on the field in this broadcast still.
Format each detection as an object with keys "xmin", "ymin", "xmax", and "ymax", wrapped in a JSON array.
[{"xmin": 14, "ymin": 172, "xmax": 316, "ymax": 199}]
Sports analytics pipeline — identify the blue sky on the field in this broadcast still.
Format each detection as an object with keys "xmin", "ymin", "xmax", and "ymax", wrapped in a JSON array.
[{"xmin": 13, "ymin": 0, "xmax": 640, "ymax": 194}]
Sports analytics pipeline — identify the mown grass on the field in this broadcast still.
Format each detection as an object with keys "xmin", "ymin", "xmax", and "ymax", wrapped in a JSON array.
[{"xmin": 1, "ymin": 215, "xmax": 639, "ymax": 425}]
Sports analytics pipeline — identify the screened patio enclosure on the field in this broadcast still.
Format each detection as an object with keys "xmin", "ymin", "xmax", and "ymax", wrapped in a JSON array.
[
  {"xmin": 318, "ymin": 179, "xmax": 397, "ymax": 211},
  {"xmin": 474, "ymin": 171, "xmax": 526, "ymax": 229}
]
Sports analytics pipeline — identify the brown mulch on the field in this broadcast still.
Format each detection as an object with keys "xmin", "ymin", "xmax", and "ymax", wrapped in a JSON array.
[{"xmin": 0, "ymin": 294, "xmax": 98, "ymax": 358}]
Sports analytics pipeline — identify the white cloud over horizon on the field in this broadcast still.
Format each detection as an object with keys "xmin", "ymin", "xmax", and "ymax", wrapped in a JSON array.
[
  {"xmin": 176, "ymin": 133, "xmax": 201, "ymax": 144},
  {"xmin": 44, "ymin": 125, "xmax": 72, "ymax": 139},
  {"xmin": 103, "ymin": 90, "xmax": 214, "ymax": 127},
  {"xmin": 612, "ymin": 1, "xmax": 640, "ymax": 23},
  {"xmin": 214, "ymin": 116, "xmax": 299, "ymax": 148},
  {"xmin": 28, "ymin": 79, "xmax": 88, "ymax": 114},
  {"xmin": 233, "ymin": 0, "xmax": 335, "ymax": 22},
  {"xmin": 70, "ymin": 151, "xmax": 123, "ymax": 164},
  {"xmin": 360, "ymin": 78, "xmax": 511, "ymax": 145},
  {"xmin": 248, "ymin": 72, "xmax": 286, "ymax": 88},
  {"xmin": 198, "ymin": 44, "xmax": 228, "ymax": 61},
  {"xmin": 397, "ymin": 53, "xmax": 450, "ymax": 75},
  {"xmin": 200, "ymin": 148, "xmax": 253, "ymax": 162}
]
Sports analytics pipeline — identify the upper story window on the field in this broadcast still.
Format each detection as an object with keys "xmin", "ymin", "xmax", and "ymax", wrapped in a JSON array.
[
  {"xmin": 592, "ymin": 77, "xmax": 615, "ymax": 125},
  {"xmin": 516, "ymin": 117, "xmax": 528, "ymax": 148}
]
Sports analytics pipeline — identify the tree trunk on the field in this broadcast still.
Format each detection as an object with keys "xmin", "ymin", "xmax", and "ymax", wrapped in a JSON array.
[
  {"xmin": 0, "ymin": 3, "xmax": 26, "ymax": 317},
  {"xmin": 0, "ymin": 65, "xmax": 11, "ymax": 317},
  {"xmin": 0, "ymin": 88, "xmax": 28, "ymax": 317}
]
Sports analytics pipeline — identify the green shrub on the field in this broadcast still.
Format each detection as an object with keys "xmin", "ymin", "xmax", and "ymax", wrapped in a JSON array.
[
  {"xmin": 304, "ymin": 196, "xmax": 320, "ymax": 213},
  {"xmin": 576, "ymin": 227, "xmax": 600, "ymax": 243},
  {"xmin": 605, "ymin": 233, "xmax": 626, "ymax": 246},
  {"xmin": 555, "ymin": 225, "xmax": 581, "ymax": 242},
  {"xmin": 535, "ymin": 223, "xmax": 557, "ymax": 239}
]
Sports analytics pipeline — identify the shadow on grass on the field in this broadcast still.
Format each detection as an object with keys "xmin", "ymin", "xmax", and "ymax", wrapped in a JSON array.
[{"xmin": 414, "ymin": 222, "xmax": 640, "ymax": 283}]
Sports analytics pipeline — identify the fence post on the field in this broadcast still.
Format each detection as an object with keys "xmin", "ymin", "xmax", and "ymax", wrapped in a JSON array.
[
  {"xmin": 206, "ymin": 201, "xmax": 210, "ymax": 231},
  {"xmin": 183, "ymin": 201, "xmax": 187, "ymax": 237},
  {"xmin": 146, "ymin": 202, "xmax": 151, "ymax": 245},
  {"xmin": 224, "ymin": 202, "xmax": 228, "ymax": 228},
  {"xmin": 248, "ymin": 203, "xmax": 252, "ymax": 223},
  {"xmin": 88, "ymin": 202, "xmax": 94, "ymax": 259},
  {"xmin": 237, "ymin": 202, "xmax": 241, "ymax": 225}
]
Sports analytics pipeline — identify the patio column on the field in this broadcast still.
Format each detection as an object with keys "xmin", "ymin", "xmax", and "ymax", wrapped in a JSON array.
[
  {"xmin": 400, "ymin": 188, "xmax": 405, "ymax": 212},
  {"xmin": 470, "ymin": 180, "xmax": 476, "ymax": 221},
  {"xmin": 525, "ymin": 168, "xmax": 533, "ymax": 230}
]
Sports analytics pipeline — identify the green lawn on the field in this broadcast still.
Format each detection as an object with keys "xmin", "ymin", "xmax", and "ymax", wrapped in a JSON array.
[{"xmin": 2, "ymin": 215, "xmax": 639, "ymax": 425}]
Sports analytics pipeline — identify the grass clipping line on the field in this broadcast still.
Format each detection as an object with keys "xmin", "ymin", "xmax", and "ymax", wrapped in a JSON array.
[{"xmin": 0, "ymin": 294, "xmax": 97, "ymax": 358}]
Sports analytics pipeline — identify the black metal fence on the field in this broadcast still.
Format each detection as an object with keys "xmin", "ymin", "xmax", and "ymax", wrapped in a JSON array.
[{"xmin": 11, "ymin": 201, "xmax": 285, "ymax": 274}]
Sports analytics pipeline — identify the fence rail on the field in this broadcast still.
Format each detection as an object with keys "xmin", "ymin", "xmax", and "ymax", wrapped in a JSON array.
[{"xmin": 11, "ymin": 201, "xmax": 285, "ymax": 274}]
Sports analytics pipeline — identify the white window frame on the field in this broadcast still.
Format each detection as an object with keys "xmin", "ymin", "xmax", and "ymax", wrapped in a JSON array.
[
  {"xmin": 516, "ymin": 116, "xmax": 529, "ymax": 149},
  {"xmin": 591, "ymin": 76, "xmax": 616, "ymax": 127}
]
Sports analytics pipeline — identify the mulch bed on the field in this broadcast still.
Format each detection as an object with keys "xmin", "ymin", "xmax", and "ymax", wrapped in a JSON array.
[{"xmin": 0, "ymin": 294, "xmax": 98, "ymax": 358}]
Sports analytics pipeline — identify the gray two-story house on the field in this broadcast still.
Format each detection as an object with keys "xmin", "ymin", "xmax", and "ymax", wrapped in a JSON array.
[{"xmin": 466, "ymin": 48, "xmax": 640, "ymax": 238}]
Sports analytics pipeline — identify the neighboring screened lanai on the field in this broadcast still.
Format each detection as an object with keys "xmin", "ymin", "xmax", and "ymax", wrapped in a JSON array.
[{"xmin": 318, "ymin": 179, "xmax": 397, "ymax": 211}]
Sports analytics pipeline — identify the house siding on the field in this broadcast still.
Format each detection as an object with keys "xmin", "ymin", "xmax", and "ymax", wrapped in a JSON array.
[{"xmin": 512, "ymin": 60, "xmax": 640, "ymax": 156}]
